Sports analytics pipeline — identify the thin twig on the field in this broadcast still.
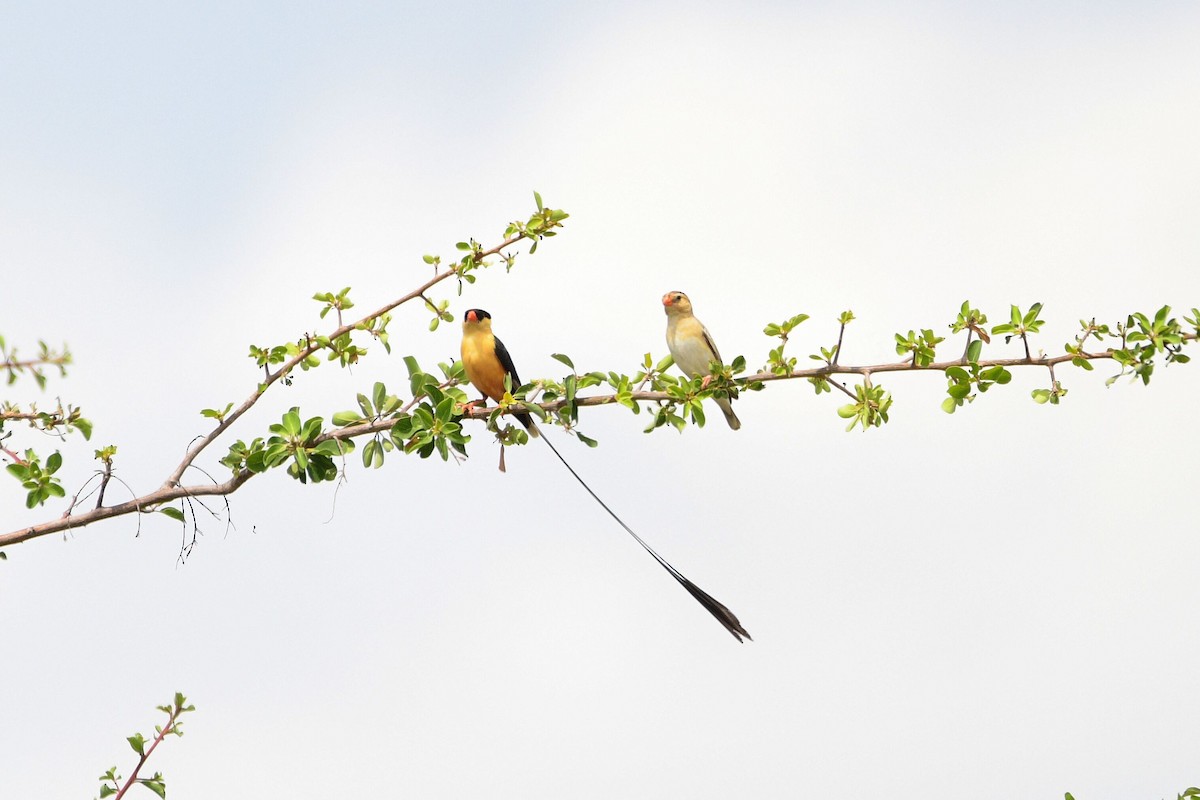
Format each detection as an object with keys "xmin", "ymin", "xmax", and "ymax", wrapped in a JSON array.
[
  {"xmin": 96, "ymin": 459, "xmax": 113, "ymax": 508},
  {"xmin": 112, "ymin": 706, "xmax": 184, "ymax": 800},
  {"xmin": 832, "ymin": 320, "xmax": 847, "ymax": 366},
  {"xmin": 163, "ymin": 232, "xmax": 528, "ymax": 489},
  {"xmin": 1, "ymin": 355, "xmax": 69, "ymax": 371},
  {"xmin": 826, "ymin": 377, "xmax": 858, "ymax": 400}
]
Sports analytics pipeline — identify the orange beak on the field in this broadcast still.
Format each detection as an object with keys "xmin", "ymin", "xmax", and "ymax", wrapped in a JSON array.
[
  {"xmin": 661, "ymin": 293, "xmax": 673, "ymax": 307},
  {"xmin": 467, "ymin": 310, "xmax": 479, "ymax": 322}
]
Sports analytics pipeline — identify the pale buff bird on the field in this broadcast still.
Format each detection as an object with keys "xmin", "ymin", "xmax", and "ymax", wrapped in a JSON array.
[{"xmin": 662, "ymin": 291, "xmax": 741, "ymax": 430}]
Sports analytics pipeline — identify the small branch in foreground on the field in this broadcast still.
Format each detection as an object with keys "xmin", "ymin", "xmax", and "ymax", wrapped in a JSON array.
[{"xmin": 98, "ymin": 692, "xmax": 195, "ymax": 800}]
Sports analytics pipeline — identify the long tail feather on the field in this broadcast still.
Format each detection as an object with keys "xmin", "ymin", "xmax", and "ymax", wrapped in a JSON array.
[{"xmin": 537, "ymin": 430, "xmax": 751, "ymax": 642}]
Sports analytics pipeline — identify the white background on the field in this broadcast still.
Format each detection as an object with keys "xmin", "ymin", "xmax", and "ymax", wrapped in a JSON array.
[{"xmin": 3, "ymin": 2, "xmax": 1199, "ymax": 798}]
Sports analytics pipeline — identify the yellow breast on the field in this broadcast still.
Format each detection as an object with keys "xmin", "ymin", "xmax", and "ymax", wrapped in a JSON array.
[{"xmin": 461, "ymin": 329, "xmax": 509, "ymax": 402}]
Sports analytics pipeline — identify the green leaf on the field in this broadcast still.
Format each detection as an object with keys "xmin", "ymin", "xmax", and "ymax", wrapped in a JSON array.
[
  {"xmin": 300, "ymin": 416, "xmax": 324, "ymax": 443},
  {"xmin": 332, "ymin": 411, "xmax": 363, "ymax": 427},
  {"xmin": 160, "ymin": 507, "xmax": 185, "ymax": 522},
  {"xmin": 551, "ymin": 353, "xmax": 575, "ymax": 370},
  {"xmin": 245, "ymin": 449, "xmax": 269, "ymax": 472},
  {"xmin": 836, "ymin": 404, "xmax": 858, "ymax": 419},
  {"xmin": 966, "ymin": 339, "xmax": 983, "ymax": 363},
  {"xmin": 127, "ymin": 733, "xmax": 146, "ymax": 756},
  {"xmin": 281, "ymin": 408, "xmax": 301, "ymax": 436},
  {"xmin": 576, "ymin": 432, "xmax": 599, "ymax": 448},
  {"xmin": 139, "ymin": 777, "xmax": 167, "ymax": 799},
  {"xmin": 313, "ymin": 439, "xmax": 349, "ymax": 458},
  {"xmin": 1023, "ymin": 302, "xmax": 1043, "ymax": 325},
  {"xmin": 435, "ymin": 396, "xmax": 456, "ymax": 423},
  {"xmin": 46, "ymin": 451, "xmax": 62, "ymax": 473},
  {"xmin": 947, "ymin": 382, "xmax": 971, "ymax": 399},
  {"xmin": 356, "ymin": 392, "xmax": 374, "ymax": 418},
  {"xmin": 945, "ymin": 366, "xmax": 969, "ymax": 382},
  {"xmin": 940, "ymin": 397, "xmax": 958, "ymax": 414}
]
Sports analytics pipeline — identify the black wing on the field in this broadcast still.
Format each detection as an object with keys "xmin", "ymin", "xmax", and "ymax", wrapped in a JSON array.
[
  {"xmin": 492, "ymin": 335, "xmax": 522, "ymax": 389},
  {"xmin": 492, "ymin": 334, "xmax": 536, "ymax": 434}
]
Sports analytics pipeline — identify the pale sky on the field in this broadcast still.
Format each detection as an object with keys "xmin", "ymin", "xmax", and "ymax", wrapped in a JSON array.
[{"xmin": 3, "ymin": 3, "xmax": 1199, "ymax": 798}]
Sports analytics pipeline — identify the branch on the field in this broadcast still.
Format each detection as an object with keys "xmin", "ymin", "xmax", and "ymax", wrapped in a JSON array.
[
  {"xmin": 163, "ymin": 232, "xmax": 530, "ymax": 488},
  {"xmin": 2, "ymin": 199, "xmax": 568, "ymax": 548},
  {"xmin": 112, "ymin": 715, "xmax": 178, "ymax": 800},
  {"xmin": 0, "ymin": 340, "xmax": 71, "ymax": 389},
  {"xmin": 1, "ymin": 410, "xmax": 45, "ymax": 422},
  {"xmin": 317, "ymin": 335, "xmax": 1199, "ymax": 438},
  {"xmin": 4, "ymin": 326, "xmax": 1195, "ymax": 550},
  {"xmin": 456, "ymin": 338, "xmax": 1200, "ymax": 419},
  {"xmin": 2, "ymin": 355, "xmax": 68, "ymax": 371},
  {"xmin": 0, "ymin": 470, "xmax": 252, "ymax": 547},
  {"xmin": 97, "ymin": 693, "xmax": 195, "ymax": 800}
]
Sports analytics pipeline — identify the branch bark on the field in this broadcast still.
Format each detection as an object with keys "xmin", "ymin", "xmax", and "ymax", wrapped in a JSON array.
[
  {"xmin": 3, "ymin": 329, "xmax": 1194, "ymax": 550},
  {"xmin": 163, "ymin": 232, "xmax": 527, "ymax": 488}
]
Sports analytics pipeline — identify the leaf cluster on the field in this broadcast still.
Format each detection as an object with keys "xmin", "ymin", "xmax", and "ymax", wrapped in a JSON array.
[
  {"xmin": 5, "ymin": 449, "xmax": 66, "ymax": 508},
  {"xmin": 1108, "ymin": 306, "xmax": 1196, "ymax": 386},
  {"xmin": 1, "ymin": 335, "xmax": 71, "ymax": 388},
  {"xmin": 97, "ymin": 692, "xmax": 194, "ymax": 800},
  {"xmin": 3, "ymin": 193, "xmax": 1196, "ymax": 554}
]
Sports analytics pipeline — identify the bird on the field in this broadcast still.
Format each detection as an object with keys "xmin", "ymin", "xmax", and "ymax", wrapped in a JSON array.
[
  {"xmin": 460, "ymin": 307, "xmax": 751, "ymax": 642},
  {"xmin": 460, "ymin": 308, "xmax": 538, "ymax": 437},
  {"xmin": 662, "ymin": 291, "xmax": 741, "ymax": 430}
]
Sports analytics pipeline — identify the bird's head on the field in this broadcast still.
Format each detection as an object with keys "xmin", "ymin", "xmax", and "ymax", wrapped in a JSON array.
[
  {"xmin": 463, "ymin": 308, "xmax": 493, "ymax": 330},
  {"xmin": 662, "ymin": 291, "xmax": 692, "ymax": 316}
]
